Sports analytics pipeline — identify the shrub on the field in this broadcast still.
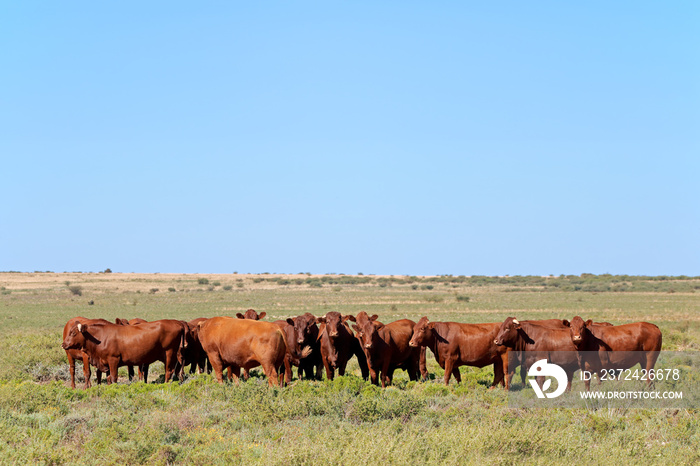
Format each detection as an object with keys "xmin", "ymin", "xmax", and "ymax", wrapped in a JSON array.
[
  {"xmin": 168, "ymin": 287, "xmax": 177, "ymax": 292},
  {"xmin": 236, "ymin": 283, "xmax": 244, "ymax": 288},
  {"xmin": 212, "ymin": 281, "xmax": 221, "ymax": 287},
  {"xmin": 223, "ymin": 285, "xmax": 233, "ymax": 291},
  {"xmin": 149, "ymin": 288, "xmax": 159, "ymax": 294},
  {"xmin": 104, "ymin": 268, "xmax": 112, "ymax": 273},
  {"xmin": 197, "ymin": 278, "xmax": 209, "ymax": 285},
  {"xmin": 411, "ymin": 285, "xmax": 419, "ymax": 290},
  {"xmin": 456, "ymin": 295, "xmax": 470, "ymax": 302},
  {"xmin": 68, "ymin": 285, "xmax": 83, "ymax": 296}
]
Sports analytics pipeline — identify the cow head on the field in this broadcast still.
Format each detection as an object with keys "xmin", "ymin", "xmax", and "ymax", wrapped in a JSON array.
[
  {"xmin": 352, "ymin": 312, "xmax": 382, "ymax": 349},
  {"xmin": 236, "ymin": 309, "xmax": 266, "ymax": 320},
  {"xmin": 409, "ymin": 316, "xmax": 434, "ymax": 347},
  {"xmin": 317, "ymin": 312, "xmax": 354, "ymax": 340},
  {"xmin": 61, "ymin": 322, "xmax": 89, "ymax": 350},
  {"xmin": 287, "ymin": 313, "xmax": 318, "ymax": 345},
  {"xmin": 493, "ymin": 317, "xmax": 521, "ymax": 347},
  {"xmin": 564, "ymin": 316, "xmax": 592, "ymax": 347}
]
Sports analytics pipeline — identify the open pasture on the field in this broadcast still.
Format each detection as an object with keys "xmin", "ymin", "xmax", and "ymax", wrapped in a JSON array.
[{"xmin": 0, "ymin": 272, "xmax": 699, "ymax": 464}]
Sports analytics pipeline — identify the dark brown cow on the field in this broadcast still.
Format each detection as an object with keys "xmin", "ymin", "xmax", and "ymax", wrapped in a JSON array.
[
  {"xmin": 565, "ymin": 316, "xmax": 662, "ymax": 389},
  {"xmin": 409, "ymin": 317, "xmax": 509, "ymax": 387},
  {"xmin": 63, "ymin": 317, "xmax": 111, "ymax": 388},
  {"xmin": 494, "ymin": 317, "xmax": 579, "ymax": 392},
  {"xmin": 316, "ymin": 312, "xmax": 369, "ymax": 380},
  {"xmin": 187, "ymin": 317, "xmax": 210, "ymax": 375},
  {"xmin": 288, "ymin": 313, "xmax": 322, "ymax": 380},
  {"xmin": 62, "ymin": 319, "xmax": 189, "ymax": 384},
  {"xmin": 236, "ymin": 309, "xmax": 266, "ymax": 320},
  {"xmin": 351, "ymin": 312, "xmax": 421, "ymax": 387},
  {"xmin": 197, "ymin": 317, "xmax": 287, "ymax": 386},
  {"xmin": 273, "ymin": 314, "xmax": 322, "ymax": 383}
]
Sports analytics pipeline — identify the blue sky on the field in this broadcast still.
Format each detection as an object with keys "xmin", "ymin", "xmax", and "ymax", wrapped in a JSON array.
[{"xmin": 1, "ymin": 2, "xmax": 698, "ymax": 275}]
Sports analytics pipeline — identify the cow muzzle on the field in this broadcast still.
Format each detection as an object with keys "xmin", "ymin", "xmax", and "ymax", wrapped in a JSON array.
[
  {"xmin": 364, "ymin": 343, "xmax": 372, "ymax": 349},
  {"xmin": 329, "ymin": 331, "xmax": 338, "ymax": 337},
  {"xmin": 493, "ymin": 339, "xmax": 501, "ymax": 345},
  {"xmin": 297, "ymin": 339, "xmax": 304, "ymax": 345},
  {"xmin": 61, "ymin": 342, "xmax": 68, "ymax": 350},
  {"xmin": 573, "ymin": 335, "xmax": 582, "ymax": 342},
  {"xmin": 409, "ymin": 341, "xmax": 416, "ymax": 347}
]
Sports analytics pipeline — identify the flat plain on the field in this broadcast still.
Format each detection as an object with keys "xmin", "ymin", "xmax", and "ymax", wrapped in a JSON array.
[{"xmin": 0, "ymin": 272, "xmax": 698, "ymax": 464}]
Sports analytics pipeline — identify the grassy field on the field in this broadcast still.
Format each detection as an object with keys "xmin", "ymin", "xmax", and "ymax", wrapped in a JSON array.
[{"xmin": 0, "ymin": 272, "xmax": 698, "ymax": 464}]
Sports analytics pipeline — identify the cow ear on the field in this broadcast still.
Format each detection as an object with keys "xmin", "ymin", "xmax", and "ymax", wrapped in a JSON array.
[
  {"xmin": 258, "ymin": 312, "xmax": 266, "ymax": 320},
  {"xmin": 316, "ymin": 316, "xmax": 326, "ymax": 323},
  {"xmin": 286, "ymin": 318, "xmax": 295, "ymax": 326},
  {"xmin": 352, "ymin": 324, "xmax": 360, "ymax": 333},
  {"xmin": 375, "ymin": 323, "xmax": 385, "ymax": 330},
  {"xmin": 428, "ymin": 323, "xmax": 436, "ymax": 330},
  {"xmin": 78, "ymin": 323, "xmax": 88, "ymax": 333},
  {"xmin": 317, "ymin": 323, "xmax": 326, "ymax": 340},
  {"xmin": 562, "ymin": 319, "xmax": 570, "ymax": 327},
  {"xmin": 370, "ymin": 314, "xmax": 379, "ymax": 321},
  {"xmin": 236, "ymin": 313, "xmax": 244, "ymax": 319},
  {"xmin": 343, "ymin": 315, "xmax": 356, "ymax": 322},
  {"xmin": 586, "ymin": 319, "xmax": 593, "ymax": 327}
]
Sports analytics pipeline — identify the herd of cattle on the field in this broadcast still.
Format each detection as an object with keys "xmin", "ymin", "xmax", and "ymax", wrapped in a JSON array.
[{"xmin": 61, "ymin": 310, "xmax": 663, "ymax": 393}]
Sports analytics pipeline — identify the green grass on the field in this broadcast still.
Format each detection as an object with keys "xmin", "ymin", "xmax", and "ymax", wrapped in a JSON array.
[{"xmin": 0, "ymin": 273, "xmax": 699, "ymax": 464}]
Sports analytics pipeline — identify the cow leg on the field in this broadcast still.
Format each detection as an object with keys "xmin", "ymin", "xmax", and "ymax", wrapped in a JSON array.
[
  {"xmin": 369, "ymin": 367, "xmax": 379, "ymax": 386},
  {"xmin": 357, "ymin": 351, "xmax": 370, "ymax": 381},
  {"xmin": 96, "ymin": 369, "xmax": 103, "ymax": 385},
  {"xmin": 419, "ymin": 347, "xmax": 428, "ymax": 381},
  {"xmin": 128, "ymin": 365, "xmax": 135, "ymax": 381},
  {"xmin": 381, "ymin": 359, "xmax": 392, "ymax": 388},
  {"xmin": 229, "ymin": 365, "xmax": 241, "ymax": 385},
  {"xmin": 108, "ymin": 360, "xmax": 119, "ymax": 384},
  {"xmin": 67, "ymin": 353, "xmax": 76, "ymax": 389},
  {"xmin": 443, "ymin": 359, "xmax": 455, "ymax": 386},
  {"xmin": 565, "ymin": 371, "xmax": 574, "ymax": 392},
  {"xmin": 208, "ymin": 354, "xmax": 225, "ymax": 384},
  {"xmin": 491, "ymin": 360, "xmax": 504, "ymax": 389},
  {"xmin": 645, "ymin": 351, "xmax": 661, "ymax": 387},
  {"xmin": 142, "ymin": 365, "xmax": 149, "ymax": 384},
  {"xmin": 284, "ymin": 354, "xmax": 293, "ymax": 385},
  {"xmin": 227, "ymin": 366, "xmax": 235, "ymax": 382},
  {"xmin": 315, "ymin": 361, "xmax": 323, "ymax": 381},
  {"xmin": 322, "ymin": 358, "xmax": 334, "ymax": 381},
  {"xmin": 242, "ymin": 368, "xmax": 250, "ymax": 381}
]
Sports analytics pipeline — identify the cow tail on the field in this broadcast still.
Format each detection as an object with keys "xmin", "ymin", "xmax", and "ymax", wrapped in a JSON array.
[
  {"xmin": 419, "ymin": 346, "xmax": 428, "ymax": 380},
  {"xmin": 177, "ymin": 321, "xmax": 190, "ymax": 366}
]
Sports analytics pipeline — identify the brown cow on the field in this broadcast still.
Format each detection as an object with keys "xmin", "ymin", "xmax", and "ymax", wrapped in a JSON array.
[
  {"xmin": 494, "ymin": 317, "xmax": 579, "ymax": 392},
  {"xmin": 273, "ymin": 314, "xmax": 321, "ymax": 383},
  {"xmin": 565, "ymin": 316, "xmax": 662, "ymax": 389},
  {"xmin": 187, "ymin": 317, "xmax": 211, "ymax": 375},
  {"xmin": 316, "ymin": 312, "xmax": 369, "ymax": 380},
  {"xmin": 63, "ymin": 317, "xmax": 111, "ymax": 388},
  {"xmin": 509, "ymin": 318, "xmax": 613, "ymax": 385},
  {"xmin": 351, "ymin": 312, "xmax": 421, "ymax": 387},
  {"xmin": 236, "ymin": 309, "xmax": 266, "ymax": 320},
  {"xmin": 62, "ymin": 319, "xmax": 189, "ymax": 384},
  {"xmin": 409, "ymin": 317, "xmax": 509, "ymax": 387},
  {"xmin": 197, "ymin": 317, "xmax": 287, "ymax": 386},
  {"xmin": 236, "ymin": 309, "xmax": 267, "ymax": 379},
  {"xmin": 114, "ymin": 318, "xmax": 149, "ymax": 381}
]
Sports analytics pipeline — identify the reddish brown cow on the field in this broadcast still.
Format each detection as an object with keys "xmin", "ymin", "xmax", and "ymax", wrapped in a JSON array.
[
  {"xmin": 63, "ymin": 317, "xmax": 111, "ymax": 388},
  {"xmin": 351, "ymin": 312, "xmax": 421, "ymax": 387},
  {"xmin": 114, "ymin": 318, "xmax": 149, "ymax": 381},
  {"xmin": 316, "ymin": 312, "xmax": 369, "ymax": 380},
  {"xmin": 409, "ymin": 317, "xmax": 509, "ymax": 387},
  {"xmin": 236, "ymin": 309, "xmax": 267, "ymax": 379},
  {"xmin": 197, "ymin": 317, "xmax": 287, "ymax": 386},
  {"xmin": 494, "ymin": 317, "xmax": 579, "ymax": 392},
  {"xmin": 236, "ymin": 309, "xmax": 266, "ymax": 320},
  {"xmin": 62, "ymin": 319, "xmax": 189, "ymax": 384},
  {"xmin": 565, "ymin": 316, "xmax": 662, "ymax": 389},
  {"xmin": 509, "ymin": 318, "xmax": 613, "ymax": 385}
]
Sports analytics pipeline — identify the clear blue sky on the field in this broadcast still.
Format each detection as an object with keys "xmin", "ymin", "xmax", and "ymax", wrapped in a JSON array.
[{"xmin": 2, "ymin": 2, "xmax": 698, "ymax": 276}]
